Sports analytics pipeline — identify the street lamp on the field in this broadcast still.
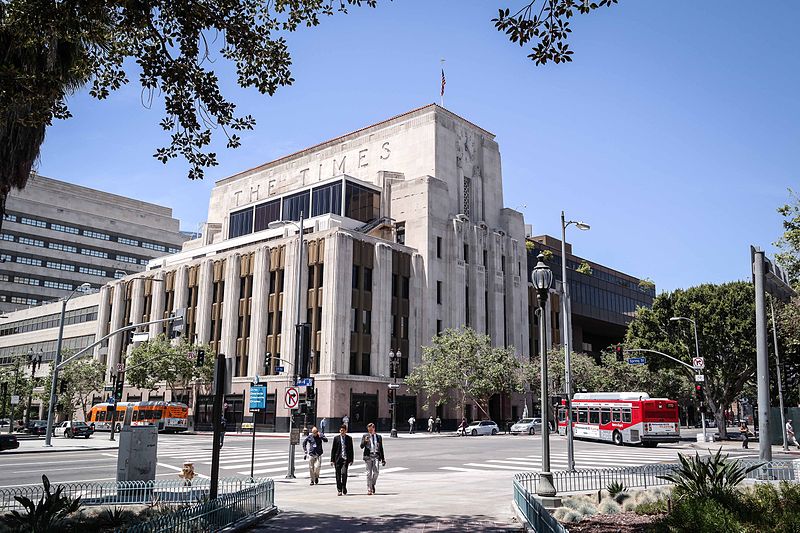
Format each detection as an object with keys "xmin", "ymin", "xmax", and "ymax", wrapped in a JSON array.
[
  {"xmin": 389, "ymin": 350, "xmax": 401, "ymax": 438},
  {"xmin": 268, "ymin": 211, "xmax": 306, "ymax": 478},
  {"xmin": 560, "ymin": 211, "xmax": 590, "ymax": 472},
  {"xmin": 531, "ymin": 253, "xmax": 557, "ymax": 499},
  {"xmin": 669, "ymin": 316, "xmax": 708, "ymax": 442},
  {"xmin": 44, "ymin": 282, "xmax": 91, "ymax": 447}
]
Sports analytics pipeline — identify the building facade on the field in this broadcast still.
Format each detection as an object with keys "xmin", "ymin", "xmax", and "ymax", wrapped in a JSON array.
[{"xmin": 1, "ymin": 175, "xmax": 188, "ymax": 313}]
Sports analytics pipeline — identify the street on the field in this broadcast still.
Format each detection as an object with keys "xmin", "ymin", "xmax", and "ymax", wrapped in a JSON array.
[{"xmin": 0, "ymin": 429, "xmax": 777, "ymax": 530}]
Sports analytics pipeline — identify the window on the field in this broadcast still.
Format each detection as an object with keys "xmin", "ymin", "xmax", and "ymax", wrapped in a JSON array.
[
  {"xmin": 352, "ymin": 266, "xmax": 360, "ymax": 289},
  {"xmin": 47, "ymin": 261, "xmax": 75, "ymax": 272},
  {"xmin": 81, "ymin": 248, "xmax": 108, "ymax": 258},
  {"xmin": 401, "ymin": 276, "xmax": 410, "ymax": 299},
  {"xmin": 20, "ymin": 217, "xmax": 47, "ymax": 228},
  {"xmin": 483, "ymin": 250, "xmax": 488, "ymax": 267},
  {"xmin": 436, "ymin": 320, "xmax": 442, "ymax": 335},
  {"xmin": 501, "ymin": 255, "xmax": 505, "ymax": 273},
  {"xmin": 589, "ymin": 409, "xmax": 600, "ymax": 424},
  {"xmin": 282, "ymin": 190, "xmax": 310, "ymax": 222},
  {"xmin": 395, "ymin": 222, "xmax": 405, "ymax": 245},
  {"xmin": 17, "ymin": 237, "xmax": 44, "ymax": 248},
  {"xmin": 3, "ymin": 214, "xmax": 16, "ymax": 222},
  {"xmin": 436, "ymin": 281, "xmax": 442, "ymax": 304},
  {"xmin": 118, "ymin": 237, "xmax": 139, "ymax": 246},
  {"xmin": 363, "ymin": 268, "xmax": 372, "ymax": 291},
  {"xmin": 362, "ymin": 310, "xmax": 371, "ymax": 335},
  {"xmin": 80, "ymin": 266, "xmax": 107, "ymax": 277},
  {"xmin": 253, "ymin": 199, "xmax": 281, "ymax": 232},
  {"xmin": 229, "ymin": 207, "xmax": 254, "ymax": 238},
  {"xmin": 43, "ymin": 280, "xmax": 72, "ymax": 290},
  {"xmin": 311, "ymin": 182, "xmax": 342, "ymax": 217},
  {"xmin": 168, "ymin": 247, "xmax": 180, "ymax": 254},
  {"xmin": 1, "ymin": 234, "xmax": 13, "ymax": 242},
  {"xmin": 463, "ymin": 177, "xmax": 472, "ymax": 217},
  {"xmin": 51, "ymin": 223, "xmax": 79, "ymax": 234},
  {"xmin": 1, "ymin": 253, "xmax": 13, "ymax": 262},
  {"xmin": 463, "ymin": 244, "xmax": 469, "ymax": 263},
  {"xmin": 577, "ymin": 409, "xmax": 588, "ymax": 423},
  {"xmin": 14, "ymin": 276, "xmax": 39, "ymax": 286},
  {"xmin": 16, "ymin": 256, "xmax": 42, "ymax": 266},
  {"xmin": 116, "ymin": 255, "xmax": 139, "ymax": 264},
  {"xmin": 140, "ymin": 259, "xmax": 148, "ymax": 265},
  {"xmin": 436, "ymin": 236, "xmax": 442, "ymax": 258},
  {"xmin": 351, "ymin": 308, "xmax": 358, "ymax": 332},
  {"xmin": 142, "ymin": 242, "xmax": 166, "ymax": 252},
  {"xmin": 601, "ymin": 409, "xmax": 611, "ymax": 425},
  {"xmin": 344, "ymin": 181, "xmax": 379, "ymax": 222},
  {"xmin": 84, "ymin": 229, "xmax": 110, "ymax": 240},
  {"xmin": 11, "ymin": 296, "xmax": 38, "ymax": 305},
  {"xmin": 49, "ymin": 242, "xmax": 77, "ymax": 253},
  {"xmin": 611, "ymin": 409, "xmax": 621, "ymax": 423},
  {"xmin": 622, "ymin": 409, "xmax": 632, "ymax": 423}
]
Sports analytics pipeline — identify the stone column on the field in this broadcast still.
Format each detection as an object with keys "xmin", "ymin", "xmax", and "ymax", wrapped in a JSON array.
[
  {"xmin": 107, "ymin": 281, "xmax": 126, "ymax": 377},
  {"xmin": 129, "ymin": 278, "xmax": 145, "ymax": 329},
  {"xmin": 281, "ymin": 234, "xmax": 307, "ymax": 373},
  {"xmin": 94, "ymin": 285, "xmax": 111, "ymax": 362},
  {"xmin": 321, "ymin": 232, "xmax": 352, "ymax": 374},
  {"xmin": 409, "ymin": 253, "xmax": 426, "ymax": 369},
  {"xmin": 196, "ymin": 259, "xmax": 213, "ymax": 344},
  {"xmin": 248, "ymin": 246, "xmax": 271, "ymax": 377},
  {"xmin": 371, "ymin": 243, "xmax": 393, "ymax": 378},
  {"xmin": 220, "ymin": 254, "xmax": 240, "ymax": 362},
  {"xmin": 149, "ymin": 272, "xmax": 166, "ymax": 337},
  {"xmin": 174, "ymin": 265, "xmax": 188, "ymax": 311}
]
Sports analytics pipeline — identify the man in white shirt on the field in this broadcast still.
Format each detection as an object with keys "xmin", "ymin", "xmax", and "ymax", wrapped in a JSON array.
[
  {"xmin": 787, "ymin": 419, "xmax": 800, "ymax": 450},
  {"xmin": 360, "ymin": 422, "xmax": 386, "ymax": 495}
]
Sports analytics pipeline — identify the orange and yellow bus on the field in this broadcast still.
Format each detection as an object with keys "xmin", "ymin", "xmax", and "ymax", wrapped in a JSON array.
[{"xmin": 88, "ymin": 401, "xmax": 189, "ymax": 433}]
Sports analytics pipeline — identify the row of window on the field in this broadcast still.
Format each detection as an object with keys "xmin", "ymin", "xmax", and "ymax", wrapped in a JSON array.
[
  {"xmin": 0, "ymin": 272, "xmax": 92, "ymax": 293},
  {"xmin": 0, "ymin": 334, "xmax": 95, "ymax": 365},
  {"xmin": 572, "ymin": 279, "xmax": 649, "ymax": 317},
  {"xmin": 3, "ymin": 250, "xmax": 147, "ymax": 277},
  {"xmin": 559, "ymin": 407, "xmax": 633, "ymax": 425},
  {"xmin": 0, "ymin": 306, "xmax": 99, "ymax": 337},
  {"xmin": 2, "ymin": 232, "xmax": 151, "ymax": 266},
  {"xmin": 4, "ymin": 212, "xmax": 179, "ymax": 254}
]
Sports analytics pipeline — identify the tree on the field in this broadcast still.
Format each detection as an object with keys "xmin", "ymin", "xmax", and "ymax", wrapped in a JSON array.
[
  {"xmin": 38, "ymin": 357, "xmax": 105, "ymax": 420},
  {"xmin": 625, "ymin": 282, "xmax": 756, "ymax": 439},
  {"xmin": 775, "ymin": 188, "xmax": 800, "ymax": 288},
  {"xmin": 406, "ymin": 327, "xmax": 525, "ymax": 419},
  {"xmin": 0, "ymin": 362, "xmax": 32, "ymax": 421},
  {"xmin": 1, "ymin": 0, "xmax": 617, "ymax": 228},
  {"xmin": 125, "ymin": 335, "xmax": 214, "ymax": 397}
]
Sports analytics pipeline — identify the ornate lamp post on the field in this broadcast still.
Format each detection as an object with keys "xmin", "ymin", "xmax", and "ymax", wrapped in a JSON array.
[
  {"xmin": 531, "ymin": 253, "xmax": 557, "ymax": 499},
  {"xmin": 389, "ymin": 350, "xmax": 401, "ymax": 438}
]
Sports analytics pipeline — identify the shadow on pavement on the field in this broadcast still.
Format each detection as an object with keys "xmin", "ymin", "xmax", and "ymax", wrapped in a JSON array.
[{"xmin": 247, "ymin": 510, "xmax": 523, "ymax": 532}]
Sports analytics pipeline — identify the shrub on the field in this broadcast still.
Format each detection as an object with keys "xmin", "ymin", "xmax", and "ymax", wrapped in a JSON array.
[
  {"xmin": 598, "ymin": 499, "xmax": 621, "ymax": 514},
  {"xmin": 663, "ymin": 496, "xmax": 744, "ymax": 533},
  {"xmin": 561, "ymin": 510, "xmax": 583, "ymax": 523},
  {"xmin": 607, "ymin": 481, "xmax": 626, "ymax": 498},
  {"xmin": 0, "ymin": 475, "xmax": 82, "ymax": 532},
  {"xmin": 635, "ymin": 499, "xmax": 668, "ymax": 515},
  {"xmin": 658, "ymin": 448, "xmax": 761, "ymax": 502}
]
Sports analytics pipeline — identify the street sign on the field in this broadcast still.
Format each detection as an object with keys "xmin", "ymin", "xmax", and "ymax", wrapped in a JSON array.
[
  {"xmin": 104, "ymin": 385, "xmax": 114, "ymax": 392},
  {"xmin": 296, "ymin": 378, "xmax": 313, "ymax": 387},
  {"xmin": 284, "ymin": 387, "xmax": 299, "ymax": 409},
  {"xmin": 289, "ymin": 427, "xmax": 301, "ymax": 445},
  {"xmin": 627, "ymin": 357, "xmax": 647, "ymax": 365},
  {"xmin": 108, "ymin": 396, "xmax": 116, "ymax": 404},
  {"xmin": 249, "ymin": 385, "xmax": 267, "ymax": 412},
  {"xmin": 242, "ymin": 422, "xmax": 254, "ymax": 430},
  {"xmin": 10, "ymin": 395, "xmax": 19, "ymax": 405},
  {"xmin": 132, "ymin": 332, "xmax": 150, "ymax": 342},
  {"xmin": 388, "ymin": 384, "xmax": 400, "ymax": 389},
  {"xmin": 692, "ymin": 357, "xmax": 705, "ymax": 370},
  {"xmin": 116, "ymin": 363, "xmax": 126, "ymax": 372},
  {"xmin": 275, "ymin": 366, "xmax": 285, "ymax": 373},
  {"xmin": 695, "ymin": 374, "xmax": 705, "ymax": 382}
]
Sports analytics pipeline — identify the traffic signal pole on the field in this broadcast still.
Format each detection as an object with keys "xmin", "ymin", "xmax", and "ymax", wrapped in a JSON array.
[{"xmin": 210, "ymin": 353, "xmax": 226, "ymax": 499}]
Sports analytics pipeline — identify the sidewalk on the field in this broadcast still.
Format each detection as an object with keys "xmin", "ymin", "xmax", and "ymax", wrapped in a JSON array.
[{"xmin": 5, "ymin": 435, "xmax": 120, "ymax": 454}]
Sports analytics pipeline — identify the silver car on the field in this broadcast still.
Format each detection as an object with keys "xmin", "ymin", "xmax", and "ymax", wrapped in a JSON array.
[
  {"xmin": 510, "ymin": 418, "xmax": 542, "ymax": 435},
  {"xmin": 465, "ymin": 420, "xmax": 499, "ymax": 436}
]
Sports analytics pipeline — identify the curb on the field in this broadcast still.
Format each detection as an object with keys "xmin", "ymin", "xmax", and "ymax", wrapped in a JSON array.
[{"xmin": 2, "ymin": 445, "xmax": 119, "ymax": 455}]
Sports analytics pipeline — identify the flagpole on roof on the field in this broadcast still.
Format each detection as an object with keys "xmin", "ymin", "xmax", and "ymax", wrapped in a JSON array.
[{"xmin": 440, "ymin": 58, "xmax": 445, "ymax": 107}]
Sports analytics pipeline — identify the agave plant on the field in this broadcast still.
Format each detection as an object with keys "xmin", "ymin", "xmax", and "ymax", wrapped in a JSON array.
[
  {"xmin": 1, "ymin": 475, "xmax": 82, "ymax": 531},
  {"xmin": 658, "ymin": 448, "xmax": 762, "ymax": 501},
  {"xmin": 607, "ymin": 480, "xmax": 626, "ymax": 498}
]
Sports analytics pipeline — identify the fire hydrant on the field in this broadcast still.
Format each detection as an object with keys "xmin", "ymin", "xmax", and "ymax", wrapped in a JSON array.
[{"xmin": 179, "ymin": 462, "xmax": 195, "ymax": 486}]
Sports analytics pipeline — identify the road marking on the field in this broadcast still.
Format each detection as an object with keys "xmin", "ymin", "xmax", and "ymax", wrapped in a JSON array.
[
  {"xmin": 439, "ymin": 466, "xmax": 484, "ymax": 472},
  {"xmin": 463, "ymin": 463, "xmax": 528, "ymax": 471}
]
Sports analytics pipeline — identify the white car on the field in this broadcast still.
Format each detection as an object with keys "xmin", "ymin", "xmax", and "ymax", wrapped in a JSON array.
[
  {"xmin": 510, "ymin": 418, "xmax": 542, "ymax": 435},
  {"xmin": 465, "ymin": 420, "xmax": 499, "ymax": 436},
  {"xmin": 54, "ymin": 421, "xmax": 93, "ymax": 439}
]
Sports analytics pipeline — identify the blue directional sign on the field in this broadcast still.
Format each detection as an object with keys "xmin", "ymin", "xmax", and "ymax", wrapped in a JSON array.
[
  {"xmin": 275, "ymin": 366, "xmax": 285, "ymax": 373},
  {"xmin": 296, "ymin": 378, "xmax": 313, "ymax": 387},
  {"xmin": 249, "ymin": 385, "xmax": 267, "ymax": 412},
  {"xmin": 627, "ymin": 357, "xmax": 647, "ymax": 365}
]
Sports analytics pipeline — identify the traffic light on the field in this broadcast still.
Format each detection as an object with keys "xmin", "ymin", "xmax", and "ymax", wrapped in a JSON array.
[
  {"xmin": 114, "ymin": 376, "xmax": 124, "ymax": 399},
  {"xmin": 196, "ymin": 348, "xmax": 206, "ymax": 367},
  {"xmin": 171, "ymin": 308, "xmax": 186, "ymax": 339},
  {"xmin": 264, "ymin": 352, "xmax": 271, "ymax": 374},
  {"xmin": 59, "ymin": 379, "xmax": 68, "ymax": 393},
  {"xmin": 695, "ymin": 383, "xmax": 705, "ymax": 403},
  {"xmin": 615, "ymin": 345, "xmax": 624, "ymax": 362},
  {"xmin": 296, "ymin": 323, "xmax": 312, "ymax": 379}
]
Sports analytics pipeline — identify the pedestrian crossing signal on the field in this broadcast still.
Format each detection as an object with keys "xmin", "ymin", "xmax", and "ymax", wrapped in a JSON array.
[
  {"xmin": 615, "ymin": 345, "xmax": 624, "ymax": 362},
  {"xmin": 196, "ymin": 348, "xmax": 205, "ymax": 367}
]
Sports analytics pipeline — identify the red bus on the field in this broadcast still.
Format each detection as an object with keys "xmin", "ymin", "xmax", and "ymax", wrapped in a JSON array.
[{"xmin": 557, "ymin": 392, "xmax": 680, "ymax": 447}]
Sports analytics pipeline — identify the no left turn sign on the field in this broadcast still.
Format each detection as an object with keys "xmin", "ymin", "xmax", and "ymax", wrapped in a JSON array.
[{"xmin": 284, "ymin": 387, "xmax": 299, "ymax": 409}]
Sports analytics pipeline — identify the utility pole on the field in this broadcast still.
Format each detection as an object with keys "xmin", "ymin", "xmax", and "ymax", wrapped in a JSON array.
[
  {"xmin": 210, "ymin": 352, "xmax": 226, "ymax": 499},
  {"xmin": 753, "ymin": 249, "xmax": 772, "ymax": 462}
]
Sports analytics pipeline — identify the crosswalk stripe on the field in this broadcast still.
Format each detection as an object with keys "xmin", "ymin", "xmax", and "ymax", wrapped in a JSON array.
[
  {"xmin": 439, "ymin": 466, "xmax": 485, "ymax": 472},
  {"xmin": 247, "ymin": 463, "xmax": 368, "ymax": 476},
  {"xmin": 463, "ymin": 463, "xmax": 527, "ymax": 471}
]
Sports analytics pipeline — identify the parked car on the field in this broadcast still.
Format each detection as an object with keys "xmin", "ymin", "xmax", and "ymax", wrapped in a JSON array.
[
  {"xmin": 0, "ymin": 434, "xmax": 19, "ymax": 451},
  {"xmin": 54, "ymin": 421, "xmax": 93, "ymax": 439},
  {"xmin": 0, "ymin": 418, "xmax": 10, "ymax": 427},
  {"xmin": 510, "ymin": 418, "xmax": 543, "ymax": 435},
  {"xmin": 465, "ymin": 420, "xmax": 499, "ymax": 436},
  {"xmin": 25, "ymin": 420, "xmax": 48, "ymax": 436}
]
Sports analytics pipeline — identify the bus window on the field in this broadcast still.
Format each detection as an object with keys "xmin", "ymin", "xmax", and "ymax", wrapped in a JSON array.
[
  {"xmin": 577, "ymin": 409, "xmax": 588, "ymax": 423},
  {"xmin": 601, "ymin": 409, "xmax": 611, "ymax": 425},
  {"xmin": 622, "ymin": 409, "xmax": 632, "ymax": 423},
  {"xmin": 612, "ymin": 408, "xmax": 621, "ymax": 422},
  {"xmin": 589, "ymin": 409, "xmax": 600, "ymax": 424},
  {"xmin": 558, "ymin": 409, "xmax": 566, "ymax": 422},
  {"xmin": 154, "ymin": 410, "xmax": 163, "ymax": 420}
]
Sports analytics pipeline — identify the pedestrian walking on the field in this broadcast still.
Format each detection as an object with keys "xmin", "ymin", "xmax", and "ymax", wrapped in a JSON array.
[
  {"xmin": 218, "ymin": 415, "xmax": 227, "ymax": 448},
  {"xmin": 740, "ymin": 422, "xmax": 750, "ymax": 449},
  {"xmin": 427, "ymin": 416, "xmax": 434, "ymax": 433},
  {"xmin": 360, "ymin": 422, "xmax": 386, "ymax": 495},
  {"xmin": 787, "ymin": 419, "xmax": 800, "ymax": 450},
  {"xmin": 320, "ymin": 417, "xmax": 327, "ymax": 436},
  {"xmin": 330, "ymin": 424, "xmax": 354, "ymax": 496},
  {"xmin": 408, "ymin": 415, "xmax": 415, "ymax": 434},
  {"xmin": 303, "ymin": 426, "xmax": 328, "ymax": 485},
  {"xmin": 435, "ymin": 416, "xmax": 442, "ymax": 433},
  {"xmin": 458, "ymin": 417, "xmax": 468, "ymax": 436},
  {"xmin": 342, "ymin": 414, "xmax": 349, "ymax": 431}
]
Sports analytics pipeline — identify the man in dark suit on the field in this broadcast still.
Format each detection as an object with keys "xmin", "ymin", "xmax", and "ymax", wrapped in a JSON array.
[
  {"xmin": 360, "ymin": 422, "xmax": 386, "ymax": 495},
  {"xmin": 330, "ymin": 424, "xmax": 354, "ymax": 496}
]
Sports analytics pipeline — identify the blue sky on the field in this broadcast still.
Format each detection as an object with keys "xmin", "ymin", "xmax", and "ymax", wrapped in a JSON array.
[{"xmin": 36, "ymin": 1, "xmax": 798, "ymax": 292}]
